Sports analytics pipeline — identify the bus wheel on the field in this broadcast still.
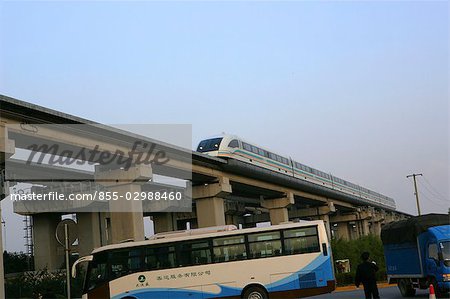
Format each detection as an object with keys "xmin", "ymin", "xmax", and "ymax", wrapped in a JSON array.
[
  {"xmin": 242, "ymin": 286, "xmax": 268, "ymax": 299},
  {"xmin": 398, "ymin": 279, "xmax": 416, "ymax": 297}
]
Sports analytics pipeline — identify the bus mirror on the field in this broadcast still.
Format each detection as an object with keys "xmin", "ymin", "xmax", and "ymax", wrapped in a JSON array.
[
  {"xmin": 322, "ymin": 243, "xmax": 328, "ymax": 256},
  {"xmin": 72, "ymin": 255, "xmax": 93, "ymax": 278},
  {"xmin": 438, "ymin": 252, "xmax": 444, "ymax": 261}
]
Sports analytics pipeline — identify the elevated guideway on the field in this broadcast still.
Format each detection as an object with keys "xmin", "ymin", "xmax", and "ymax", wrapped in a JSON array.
[{"xmin": 0, "ymin": 94, "xmax": 409, "ymax": 272}]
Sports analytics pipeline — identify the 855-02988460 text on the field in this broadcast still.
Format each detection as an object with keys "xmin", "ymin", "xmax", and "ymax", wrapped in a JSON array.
[{"xmin": 10, "ymin": 191, "xmax": 183, "ymax": 201}]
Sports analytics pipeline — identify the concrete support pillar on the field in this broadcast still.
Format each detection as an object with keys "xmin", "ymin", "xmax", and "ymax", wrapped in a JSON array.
[
  {"xmin": 196, "ymin": 197, "xmax": 226, "ymax": 227},
  {"xmin": 349, "ymin": 223, "xmax": 359, "ymax": 240},
  {"xmin": 372, "ymin": 221, "xmax": 382, "ymax": 236},
  {"xmin": 192, "ymin": 177, "xmax": 231, "ymax": 228},
  {"xmin": 95, "ymin": 164, "xmax": 152, "ymax": 244},
  {"xmin": 77, "ymin": 212, "xmax": 104, "ymax": 257},
  {"xmin": 0, "ymin": 124, "xmax": 15, "ymax": 298},
  {"xmin": 360, "ymin": 219, "xmax": 371, "ymax": 236},
  {"xmin": 336, "ymin": 223, "xmax": 350, "ymax": 240},
  {"xmin": 269, "ymin": 208, "xmax": 289, "ymax": 225},
  {"xmin": 261, "ymin": 192, "xmax": 294, "ymax": 225},
  {"xmin": 33, "ymin": 213, "xmax": 64, "ymax": 270},
  {"xmin": 152, "ymin": 213, "xmax": 175, "ymax": 233}
]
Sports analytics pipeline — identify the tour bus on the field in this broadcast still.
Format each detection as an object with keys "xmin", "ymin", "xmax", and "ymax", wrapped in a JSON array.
[{"xmin": 72, "ymin": 221, "xmax": 335, "ymax": 299}]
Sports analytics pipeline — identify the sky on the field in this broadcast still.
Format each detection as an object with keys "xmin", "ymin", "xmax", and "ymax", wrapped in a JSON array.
[{"xmin": 0, "ymin": 1, "xmax": 448, "ymax": 252}]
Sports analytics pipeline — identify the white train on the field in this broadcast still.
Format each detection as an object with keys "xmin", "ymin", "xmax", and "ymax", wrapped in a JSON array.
[{"xmin": 197, "ymin": 134, "xmax": 396, "ymax": 210}]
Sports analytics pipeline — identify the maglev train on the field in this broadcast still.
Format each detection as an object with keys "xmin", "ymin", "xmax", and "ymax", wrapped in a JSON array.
[{"xmin": 197, "ymin": 134, "xmax": 396, "ymax": 210}]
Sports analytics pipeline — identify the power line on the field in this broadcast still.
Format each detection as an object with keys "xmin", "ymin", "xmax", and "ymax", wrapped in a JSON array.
[
  {"xmin": 421, "ymin": 176, "xmax": 448, "ymax": 202},
  {"xmin": 407, "ymin": 173, "xmax": 423, "ymax": 216},
  {"xmin": 418, "ymin": 180, "xmax": 448, "ymax": 204},
  {"xmin": 418, "ymin": 190, "xmax": 449, "ymax": 209}
]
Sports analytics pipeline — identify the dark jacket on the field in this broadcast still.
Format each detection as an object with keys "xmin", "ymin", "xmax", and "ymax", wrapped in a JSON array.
[{"xmin": 355, "ymin": 261, "xmax": 379, "ymax": 287}]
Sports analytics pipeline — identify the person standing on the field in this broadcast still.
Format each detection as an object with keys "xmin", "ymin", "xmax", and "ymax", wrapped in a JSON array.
[{"xmin": 355, "ymin": 251, "xmax": 380, "ymax": 299}]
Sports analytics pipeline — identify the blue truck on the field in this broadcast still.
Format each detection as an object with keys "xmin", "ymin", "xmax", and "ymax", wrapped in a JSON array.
[{"xmin": 381, "ymin": 214, "xmax": 450, "ymax": 297}]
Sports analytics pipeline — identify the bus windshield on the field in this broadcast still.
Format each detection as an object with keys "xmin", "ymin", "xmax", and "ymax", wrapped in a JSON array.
[{"xmin": 85, "ymin": 252, "xmax": 108, "ymax": 292}]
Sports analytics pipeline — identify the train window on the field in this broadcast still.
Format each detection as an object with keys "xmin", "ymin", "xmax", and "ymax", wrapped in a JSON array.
[
  {"xmin": 269, "ymin": 153, "xmax": 277, "ymax": 160},
  {"xmin": 228, "ymin": 139, "xmax": 239, "ymax": 148},
  {"xmin": 243, "ymin": 143, "xmax": 252, "ymax": 151},
  {"xmin": 282, "ymin": 158, "xmax": 289, "ymax": 165},
  {"xmin": 197, "ymin": 138, "xmax": 223, "ymax": 153},
  {"xmin": 251, "ymin": 146, "xmax": 259, "ymax": 154},
  {"xmin": 258, "ymin": 148, "xmax": 265, "ymax": 156}
]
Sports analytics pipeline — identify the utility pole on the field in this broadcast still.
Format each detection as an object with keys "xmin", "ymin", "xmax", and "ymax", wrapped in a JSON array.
[{"xmin": 407, "ymin": 173, "xmax": 423, "ymax": 216}]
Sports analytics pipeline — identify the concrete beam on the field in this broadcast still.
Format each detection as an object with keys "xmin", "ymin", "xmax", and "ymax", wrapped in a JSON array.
[
  {"xmin": 1, "ymin": 118, "xmax": 193, "ymax": 176},
  {"xmin": 192, "ymin": 177, "xmax": 232, "ymax": 199},
  {"xmin": 261, "ymin": 192, "xmax": 294, "ymax": 225},
  {"xmin": 191, "ymin": 163, "xmax": 357, "ymax": 210},
  {"xmin": 330, "ymin": 213, "xmax": 358, "ymax": 223},
  {"xmin": 289, "ymin": 205, "xmax": 334, "ymax": 218}
]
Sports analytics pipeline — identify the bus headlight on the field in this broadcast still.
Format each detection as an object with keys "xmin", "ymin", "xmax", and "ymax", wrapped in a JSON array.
[{"xmin": 443, "ymin": 274, "xmax": 450, "ymax": 281}]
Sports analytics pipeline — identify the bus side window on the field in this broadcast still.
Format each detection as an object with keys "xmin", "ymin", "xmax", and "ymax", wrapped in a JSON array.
[
  {"xmin": 213, "ymin": 235, "xmax": 246, "ymax": 262},
  {"xmin": 145, "ymin": 246, "xmax": 176, "ymax": 270},
  {"xmin": 283, "ymin": 226, "xmax": 320, "ymax": 255},
  {"xmin": 177, "ymin": 241, "xmax": 212, "ymax": 266},
  {"xmin": 248, "ymin": 231, "xmax": 282, "ymax": 259}
]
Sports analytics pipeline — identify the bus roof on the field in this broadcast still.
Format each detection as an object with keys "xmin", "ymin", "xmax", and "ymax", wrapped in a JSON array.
[{"xmin": 91, "ymin": 220, "xmax": 324, "ymax": 255}]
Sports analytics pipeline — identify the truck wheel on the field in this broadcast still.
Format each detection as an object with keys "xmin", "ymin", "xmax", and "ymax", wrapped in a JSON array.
[{"xmin": 398, "ymin": 279, "xmax": 416, "ymax": 297}]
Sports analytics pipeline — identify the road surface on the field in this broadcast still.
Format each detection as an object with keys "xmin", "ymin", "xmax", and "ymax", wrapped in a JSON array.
[{"xmin": 309, "ymin": 286, "xmax": 443, "ymax": 298}]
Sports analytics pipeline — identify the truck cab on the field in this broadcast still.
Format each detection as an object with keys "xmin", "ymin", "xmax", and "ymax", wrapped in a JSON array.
[
  {"xmin": 381, "ymin": 214, "xmax": 450, "ymax": 297},
  {"xmin": 423, "ymin": 226, "xmax": 450, "ymax": 294}
]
